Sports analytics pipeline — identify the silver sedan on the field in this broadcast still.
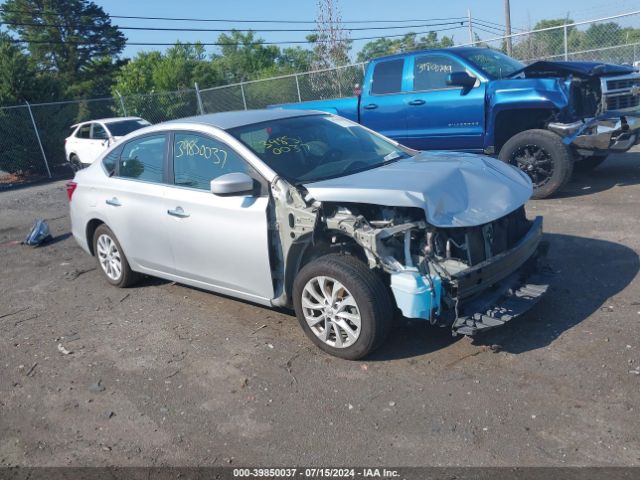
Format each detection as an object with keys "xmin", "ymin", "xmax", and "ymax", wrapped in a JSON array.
[{"xmin": 68, "ymin": 109, "xmax": 547, "ymax": 359}]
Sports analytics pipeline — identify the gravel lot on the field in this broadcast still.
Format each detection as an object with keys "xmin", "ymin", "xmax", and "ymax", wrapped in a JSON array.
[{"xmin": 1, "ymin": 152, "xmax": 639, "ymax": 467}]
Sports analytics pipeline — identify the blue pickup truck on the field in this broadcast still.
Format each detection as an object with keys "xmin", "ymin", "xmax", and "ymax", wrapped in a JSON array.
[{"xmin": 277, "ymin": 47, "xmax": 640, "ymax": 198}]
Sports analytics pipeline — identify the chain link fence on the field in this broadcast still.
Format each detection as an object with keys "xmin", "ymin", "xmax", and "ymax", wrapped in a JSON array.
[{"xmin": 2, "ymin": 11, "xmax": 640, "ymax": 183}]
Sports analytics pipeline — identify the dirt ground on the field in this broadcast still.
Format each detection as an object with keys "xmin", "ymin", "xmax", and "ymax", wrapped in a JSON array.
[{"xmin": 1, "ymin": 151, "xmax": 639, "ymax": 467}]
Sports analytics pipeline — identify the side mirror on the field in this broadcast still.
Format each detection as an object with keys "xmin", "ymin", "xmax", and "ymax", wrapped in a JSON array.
[
  {"xmin": 447, "ymin": 71, "xmax": 477, "ymax": 89},
  {"xmin": 210, "ymin": 172, "xmax": 255, "ymax": 196}
]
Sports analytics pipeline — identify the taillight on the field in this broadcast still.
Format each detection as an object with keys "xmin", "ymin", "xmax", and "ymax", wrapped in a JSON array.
[{"xmin": 66, "ymin": 181, "xmax": 77, "ymax": 201}]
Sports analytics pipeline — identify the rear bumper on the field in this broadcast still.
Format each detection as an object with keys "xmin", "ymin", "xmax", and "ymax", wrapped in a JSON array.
[
  {"xmin": 549, "ymin": 110, "xmax": 640, "ymax": 154},
  {"xmin": 450, "ymin": 217, "xmax": 551, "ymax": 335}
]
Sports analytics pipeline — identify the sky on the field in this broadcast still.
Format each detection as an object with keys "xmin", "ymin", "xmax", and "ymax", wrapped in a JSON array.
[{"xmin": 92, "ymin": 0, "xmax": 640, "ymax": 59}]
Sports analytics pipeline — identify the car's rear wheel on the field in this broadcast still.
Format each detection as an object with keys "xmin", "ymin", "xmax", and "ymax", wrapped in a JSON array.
[
  {"xmin": 92, "ymin": 224, "xmax": 140, "ymax": 288},
  {"xmin": 69, "ymin": 154, "xmax": 84, "ymax": 172},
  {"xmin": 499, "ymin": 129, "xmax": 573, "ymax": 199},
  {"xmin": 575, "ymin": 154, "xmax": 607, "ymax": 172},
  {"xmin": 292, "ymin": 254, "xmax": 393, "ymax": 360}
]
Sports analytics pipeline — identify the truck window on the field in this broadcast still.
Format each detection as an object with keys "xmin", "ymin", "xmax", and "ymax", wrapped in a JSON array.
[
  {"xmin": 413, "ymin": 55, "xmax": 466, "ymax": 91},
  {"xmin": 370, "ymin": 59, "xmax": 404, "ymax": 95}
]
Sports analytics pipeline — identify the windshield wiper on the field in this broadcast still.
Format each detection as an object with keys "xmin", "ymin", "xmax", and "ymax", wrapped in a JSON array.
[{"xmin": 383, "ymin": 151, "xmax": 407, "ymax": 162}]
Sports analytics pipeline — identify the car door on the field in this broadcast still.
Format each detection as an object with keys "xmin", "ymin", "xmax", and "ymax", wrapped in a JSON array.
[
  {"xmin": 101, "ymin": 133, "xmax": 175, "ymax": 275},
  {"xmin": 163, "ymin": 131, "xmax": 274, "ymax": 302},
  {"xmin": 90, "ymin": 123, "xmax": 112, "ymax": 159},
  {"xmin": 403, "ymin": 53, "xmax": 486, "ymax": 151},
  {"xmin": 72, "ymin": 123, "xmax": 93, "ymax": 163},
  {"xmin": 360, "ymin": 58, "xmax": 408, "ymax": 142}
]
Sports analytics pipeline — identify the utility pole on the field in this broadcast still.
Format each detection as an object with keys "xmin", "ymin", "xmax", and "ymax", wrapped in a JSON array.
[
  {"xmin": 467, "ymin": 9, "xmax": 474, "ymax": 44},
  {"xmin": 504, "ymin": 0, "xmax": 513, "ymax": 55}
]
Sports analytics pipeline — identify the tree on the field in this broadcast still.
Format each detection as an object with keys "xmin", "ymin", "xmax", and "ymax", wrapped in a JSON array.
[
  {"xmin": 0, "ymin": 33, "xmax": 60, "ymax": 104},
  {"xmin": 216, "ymin": 31, "xmax": 281, "ymax": 82},
  {"xmin": 0, "ymin": 0, "xmax": 126, "ymax": 96},
  {"xmin": 356, "ymin": 32, "xmax": 455, "ymax": 62},
  {"xmin": 311, "ymin": 0, "xmax": 351, "ymax": 70}
]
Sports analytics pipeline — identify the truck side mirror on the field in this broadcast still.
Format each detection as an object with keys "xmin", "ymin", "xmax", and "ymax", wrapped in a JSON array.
[{"xmin": 447, "ymin": 71, "xmax": 477, "ymax": 89}]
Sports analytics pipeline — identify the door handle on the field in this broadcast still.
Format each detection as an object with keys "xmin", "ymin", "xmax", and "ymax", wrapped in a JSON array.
[
  {"xmin": 105, "ymin": 197, "xmax": 121, "ymax": 207},
  {"xmin": 167, "ymin": 207, "xmax": 190, "ymax": 218},
  {"xmin": 363, "ymin": 103, "xmax": 378, "ymax": 110},
  {"xmin": 408, "ymin": 99, "xmax": 426, "ymax": 106}
]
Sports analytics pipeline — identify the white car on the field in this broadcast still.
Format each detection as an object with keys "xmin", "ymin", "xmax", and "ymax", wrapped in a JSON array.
[{"xmin": 65, "ymin": 117, "xmax": 150, "ymax": 170}]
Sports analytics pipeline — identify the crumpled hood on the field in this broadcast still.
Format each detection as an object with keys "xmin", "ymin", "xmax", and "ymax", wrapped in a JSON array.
[
  {"xmin": 303, "ymin": 151, "xmax": 533, "ymax": 228},
  {"xmin": 511, "ymin": 60, "xmax": 635, "ymax": 78}
]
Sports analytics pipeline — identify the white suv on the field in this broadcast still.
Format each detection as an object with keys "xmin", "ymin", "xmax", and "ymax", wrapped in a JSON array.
[{"xmin": 65, "ymin": 117, "xmax": 150, "ymax": 170}]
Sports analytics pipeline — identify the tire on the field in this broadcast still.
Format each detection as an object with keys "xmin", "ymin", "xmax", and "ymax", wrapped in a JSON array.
[
  {"xmin": 575, "ymin": 154, "xmax": 607, "ymax": 172},
  {"xmin": 92, "ymin": 224, "xmax": 140, "ymax": 288},
  {"xmin": 499, "ymin": 129, "xmax": 573, "ymax": 199},
  {"xmin": 69, "ymin": 154, "xmax": 84, "ymax": 173},
  {"xmin": 292, "ymin": 254, "xmax": 393, "ymax": 360}
]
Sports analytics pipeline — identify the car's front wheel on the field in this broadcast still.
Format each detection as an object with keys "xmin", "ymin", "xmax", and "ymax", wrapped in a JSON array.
[
  {"xmin": 292, "ymin": 254, "xmax": 393, "ymax": 360},
  {"xmin": 93, "ymin": 224, "xmax": 140, "ymax": 288},
  {"xmin": 499, "ymin": 129, "xmax": 573, "ymax": 199}
]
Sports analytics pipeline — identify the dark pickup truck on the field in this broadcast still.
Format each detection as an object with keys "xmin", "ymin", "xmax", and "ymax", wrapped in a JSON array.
[{"xmin": 277, "ymin": 47, "xmax": 640, "ymax": 198}]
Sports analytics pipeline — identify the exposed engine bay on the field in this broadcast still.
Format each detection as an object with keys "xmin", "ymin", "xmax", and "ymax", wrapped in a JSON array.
[{"xmin": 270, "ymin": 177, "xmax": 549, "ymax": 336}]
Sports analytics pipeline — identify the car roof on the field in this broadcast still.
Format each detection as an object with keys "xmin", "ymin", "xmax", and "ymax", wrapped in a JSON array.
[
  {"xmin": 168, "ymin": 109, "xmax": 325, "ymax": 131},
  {"xmin": 70, "ymin": 117, "xmax": 145, "ymax": 128},
  {"xmin": 370, "ymin": 46, "xmax": 491, "ymax": 63}
]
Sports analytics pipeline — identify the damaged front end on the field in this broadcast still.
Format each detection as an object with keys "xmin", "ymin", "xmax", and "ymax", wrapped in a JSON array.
[
  {"xmin": 548, "ymin": 69, "xmax": 640, "ymax": 155},
  {"xmin": 269, "ymin": 176, "xmax": 550, "ymax": 336}
]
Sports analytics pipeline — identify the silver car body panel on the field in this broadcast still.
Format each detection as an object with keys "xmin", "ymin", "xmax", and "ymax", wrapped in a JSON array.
[{"xmin": 303, "ymin": 151, "xmax": 533, "ymax": 228}]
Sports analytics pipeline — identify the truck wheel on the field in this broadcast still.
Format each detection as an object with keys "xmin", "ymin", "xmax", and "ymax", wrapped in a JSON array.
[
  {"xmin": 575, "ymin": 154, "xmax": 607, "ymax": 172},
  {"xmin": 499, "ymin": 129, "xmax": 573, "ymax": 199},
  {"xmin": 292, "ymin": 254, "xmax": 393, "ymax": 360}
]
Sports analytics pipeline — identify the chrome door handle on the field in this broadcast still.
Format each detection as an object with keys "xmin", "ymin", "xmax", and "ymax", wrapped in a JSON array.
[
  {"xmin": 408, "ymin": 99, "xmax": 425, "ymax": 106},
  {"xmin": 363, "ymin": 103, "xmax": 378, "ymax": 110},
  {"xmin": 105, "ymin": 198, "xmax": 121, "ymax": 207},
  {"xmin": 167, "ymin": 207, "xmax": 190, "ymax": 218}
]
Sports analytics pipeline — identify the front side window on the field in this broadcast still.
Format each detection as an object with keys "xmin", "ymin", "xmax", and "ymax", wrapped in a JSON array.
[
  {"xmin": 118, "ymin": 134, "xmax": 166, "ymax": 183},
  {"xmin": 76, "ymin": 124, "xmax": 91, "ymax": 139},
  {"xmin": 173, "ymin": 133, "xmax": 248, "ymax": 190},
  {"xmin": 457, "ymin": 49, "xmax": 524, "ymax": 79},
  {"xmin": 92, "ymin": 123, "xmax": 108, "ymax": 140},
  {"xmin": 229, "ymin": 114, "xmax": 414, "ymax": 184},
  {"xmin": 370, "ymin": 59, "xmax": 404, "ymax": 95},
  {"xmin": 413, "ymin": 55, "xmax": 466, "ymax": 91}
]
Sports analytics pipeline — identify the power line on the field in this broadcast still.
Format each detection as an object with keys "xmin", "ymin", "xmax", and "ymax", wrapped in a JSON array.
[
  {"xmin": 7, "ymin": 25, "xmax": 467, "ymax": 47},
  {"xmin": 0, "ymin": 20, "xmax": 466, "ymax": 33},
  {"xmin": 0, "ymin": 7, "xmax": 467, "ymax": 25}
]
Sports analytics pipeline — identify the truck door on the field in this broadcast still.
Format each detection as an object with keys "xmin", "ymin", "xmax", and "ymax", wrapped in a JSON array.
[
  {"xmin": 403, "ymin": 53, "xmax": 486, "ymax": 151},
  {"xmin": 360, "ymin": 58, "xmax": 408, "ymax": 142}
]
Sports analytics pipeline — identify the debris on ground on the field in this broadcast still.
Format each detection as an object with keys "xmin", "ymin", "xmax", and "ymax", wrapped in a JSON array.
[
  {"xmin": 22, "ymin": 219, "xmax": 52, "ymax": 246},
  {"xmin": 25, "ymin": 363, "xmax": 38, "ymax": 377},
  {"xmin": 57, "ymin": 344, "xmax": 72, "ymax": 355}
]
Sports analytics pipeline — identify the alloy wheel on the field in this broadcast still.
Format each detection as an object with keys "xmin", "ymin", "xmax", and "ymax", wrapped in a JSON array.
[
  {"xmin": 301, "ymin": 275, "xmax": 362, "ymax": 348},
  {"xmin": 96, "ymin": 234, "xmax": 122, "ymax": 281},
  {"xmin": 511, "ymin": 144, "xmax": 554, "ymax": 189}
]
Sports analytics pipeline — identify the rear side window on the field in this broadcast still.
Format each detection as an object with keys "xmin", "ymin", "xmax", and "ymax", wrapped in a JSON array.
[
  {"xmin": 102, "ymin": 148, "xmax": 120, "ymax": 175},
  {"xmin": 172, "ymin": 133, "xmax": 248, "ymax": 190},
  {"xmin": 413, "ymin": 55, "xmax": 466, "ymax": 91},
  {"xmin": 118, "ymin": 135, "xmax": 166, "ymax": 183},
  {"xmin": 370, "ymin": 59, "xmax": 404, "ymax": 95},
  {"xmin": 76, "ymin": 124, "xmax": 91, "ymax": 139},
  {"xmin": 92, "ymin": 123, "xmax": 109, "ymax": 140}
]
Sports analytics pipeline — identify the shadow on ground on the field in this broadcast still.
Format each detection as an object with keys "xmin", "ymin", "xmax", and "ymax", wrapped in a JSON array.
[
  {"xmin": 556, "ymin": 152, "xmax": 640, "ymax": 198},
  {"xmin": 371, "ymin": 232, "xmax": 639, "ymax": 360}
]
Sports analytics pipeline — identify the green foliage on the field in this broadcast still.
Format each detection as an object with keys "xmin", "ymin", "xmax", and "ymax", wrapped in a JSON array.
[
  {"xmin": 356, "ymin": 32, "xmax": 455, "ymax": 62},
  {"xmin": 0, "ymin": 0, "xmax": 126, "ymax": 98}
]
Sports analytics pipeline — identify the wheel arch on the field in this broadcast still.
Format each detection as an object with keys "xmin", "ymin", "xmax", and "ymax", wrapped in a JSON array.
[
  {"xmin": 283, "ymin": 231, "xmax": 369, "ymax": 305},
  {"xmin": 85, "ymin": 218, "xmax": 105, "ymax": 256}
]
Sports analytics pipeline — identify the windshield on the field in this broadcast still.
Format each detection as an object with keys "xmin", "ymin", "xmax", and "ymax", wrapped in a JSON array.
[
  {"xmin": 457, "ymin": 49, "xmax": 524, "ymax": 79},
  {"xmin": 106, "ymin": 119, "xmax": 150, "ymax": 137},
  {"xmin": 228, "ymin": 114, "xmax": 414, "ymax": 184}
]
